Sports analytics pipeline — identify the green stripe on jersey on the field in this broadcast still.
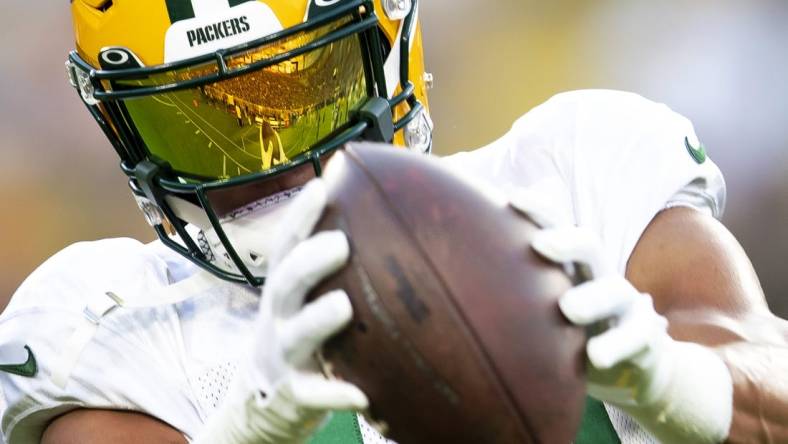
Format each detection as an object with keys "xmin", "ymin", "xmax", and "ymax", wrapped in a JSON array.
[
  {"xmin": 310, "ymin": 399, "xmax": 621, "ymax": 443},
  {"xmin": 311, "ymin": 411, "xmax": 364, "ymax": 444},
  {"xmin": 575, "ymin": 396, "xmax": 621, "ymax": 444}
]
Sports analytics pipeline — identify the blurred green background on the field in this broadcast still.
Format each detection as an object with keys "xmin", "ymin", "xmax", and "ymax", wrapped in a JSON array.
[{"xmin": 1, "ymin": 0, "xmax": 786, "ymax": 314}]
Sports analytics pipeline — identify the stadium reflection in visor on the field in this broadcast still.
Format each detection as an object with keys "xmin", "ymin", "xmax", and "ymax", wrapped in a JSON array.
[{"xmin": 120, "ymin": 20, "xmax": 367, "ymax": 180}]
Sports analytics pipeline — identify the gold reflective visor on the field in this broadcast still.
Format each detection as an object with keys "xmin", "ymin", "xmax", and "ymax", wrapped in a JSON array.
[{"xmin": 120, "ymin": 19, "xmax": 367, "ymax": 180}]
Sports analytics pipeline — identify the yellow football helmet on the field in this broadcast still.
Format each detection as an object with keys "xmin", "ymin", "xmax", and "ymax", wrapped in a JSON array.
[{"xmin": 66, "ymin": 0, "xmax": 431, "ymax": 285}]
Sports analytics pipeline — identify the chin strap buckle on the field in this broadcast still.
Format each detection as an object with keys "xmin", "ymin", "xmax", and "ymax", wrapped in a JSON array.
[{"xmin": 52, "ymin": 291, "xmax": 124, "ymax": 389}]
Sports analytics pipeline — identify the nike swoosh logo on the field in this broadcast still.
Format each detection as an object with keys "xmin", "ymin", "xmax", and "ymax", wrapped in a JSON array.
[
  {"xmin": 685, "ymin": 137, "xmax": 707, "ymax": 164},
  {"xmin": 0, "ymin": 346, "xmax": 37, "ymax": 378}
]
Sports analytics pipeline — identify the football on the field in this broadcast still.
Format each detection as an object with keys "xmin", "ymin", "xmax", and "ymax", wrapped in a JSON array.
[{"xmin": 311, "ymin": 142, "xmax": 586, "ymax": 444}]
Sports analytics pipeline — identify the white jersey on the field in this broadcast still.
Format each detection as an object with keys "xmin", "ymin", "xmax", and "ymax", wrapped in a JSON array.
[{"xmin": 0, "ymin": 90, "xmax": 725, "ymax": 444}]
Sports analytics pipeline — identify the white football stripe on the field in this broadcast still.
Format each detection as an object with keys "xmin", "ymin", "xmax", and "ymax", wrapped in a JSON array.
[
  {"xmin": 164, "ymin": 2, "xmax": 284, "ymax": 63},
  {"xmin": 191, "ymin": 0, "xmax": 230, "ymax": 17}
]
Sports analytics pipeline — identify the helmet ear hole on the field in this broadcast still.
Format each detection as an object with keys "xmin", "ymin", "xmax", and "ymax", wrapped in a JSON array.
[
  {"xmin": 84, "ymin": 0, "xmax": 113, "ymax": 12},
  {"xmin": 98, "ymin": 0, "xmax": 113, "ymax": 12},
  {"xmin": 98, "ymin": 47, "xmax": 143, "ymax": 70}
]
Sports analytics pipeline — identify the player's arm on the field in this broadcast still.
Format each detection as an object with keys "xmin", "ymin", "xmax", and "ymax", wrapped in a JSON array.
[
  {"xmin": 521, "ymin": 199, "xmax": 786, "ymax": 443},
  {"xmin": 512, "ymin": 190, "xmax": 731, "ymax": 443},
  {"xmin": 627, "ymin": 206, "xmax": 788, "ymax": 443},
  {"xmin": 42, "ymin": 409, "xmax": 186, "ymax": 444}
]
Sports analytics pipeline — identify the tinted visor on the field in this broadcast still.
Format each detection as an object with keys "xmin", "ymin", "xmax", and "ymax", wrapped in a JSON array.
[{"xmin": 120, "ymin": 20, "xmax": 367, "ymax": 180}]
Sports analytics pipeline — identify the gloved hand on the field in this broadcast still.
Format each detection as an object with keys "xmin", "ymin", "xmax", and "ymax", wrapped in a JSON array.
[
  {"xmin": 509, "ymin": 190, "xmax": 732, "ymax": 444},
  {"xmin": 196, "ymin": 179, "xmax": 367, "ymax": 444}
]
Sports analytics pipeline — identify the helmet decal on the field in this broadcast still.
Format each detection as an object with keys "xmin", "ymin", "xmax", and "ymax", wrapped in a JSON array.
[{"xmin": 163, "ymin": 1, "xmax": 283, "ymax": 62}]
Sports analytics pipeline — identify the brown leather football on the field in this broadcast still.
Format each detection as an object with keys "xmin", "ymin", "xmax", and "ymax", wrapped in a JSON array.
[{"xmin": 310, "ymin": 142, "xmax": 586, "ymax": 444}]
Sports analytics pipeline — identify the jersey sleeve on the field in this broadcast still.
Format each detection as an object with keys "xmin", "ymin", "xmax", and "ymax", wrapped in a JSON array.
[
  {"xmin": 0, "ymin": 239, "xmax": 203, "ymax": 443},
  {"xmin": 442, "ymin": 90, "xmax": 726, "ymax": 273}
]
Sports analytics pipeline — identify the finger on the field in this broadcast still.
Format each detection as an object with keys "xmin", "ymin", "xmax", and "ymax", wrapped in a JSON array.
[
  {"xmin": 288, "ymin": 373, "xmax": 369, "ymax": 411},
  {"xmin": 509, "ymin": 188, "xmax": 565, "ymax": 228},
  {"xmin": 265, "ymin": 231, "xmax": 350, "ymax": 316},
  {"xmin": 268, "ymin": 179, "xmax": 328, "ymax": 268},
  {"xmin": 531, "ymin": 227, "xmax": 614, "ymax": 277},
  {"xmin": 587, "ymin": 294, "xmax": 668, "ymax": 369},
  {"xmin": 280, "ymin": 290, "xmax": 354, "ymax": 366},
  {"xmin": 558, "ymin": 277, "xmax": 636, "ymax": 325}
]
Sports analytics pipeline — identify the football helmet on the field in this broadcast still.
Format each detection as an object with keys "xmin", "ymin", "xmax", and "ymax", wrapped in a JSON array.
[{"xmin": 66, "ymin": 0, "xmax": 431, "ymax": 285}]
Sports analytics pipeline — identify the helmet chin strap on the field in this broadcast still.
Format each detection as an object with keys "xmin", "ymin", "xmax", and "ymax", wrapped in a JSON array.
[{"xmin": 166, "ymin": 187, "xmax": 303, "ymax": 279}]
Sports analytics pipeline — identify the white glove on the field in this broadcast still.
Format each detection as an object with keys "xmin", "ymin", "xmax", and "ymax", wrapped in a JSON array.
[
  {"xmin": 196, "ymin": 179, "xmax": 367, "ymax": 444},
  {"xmin": 510, "ymin": 190, "xmax": 733, "ymax": 444}
]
